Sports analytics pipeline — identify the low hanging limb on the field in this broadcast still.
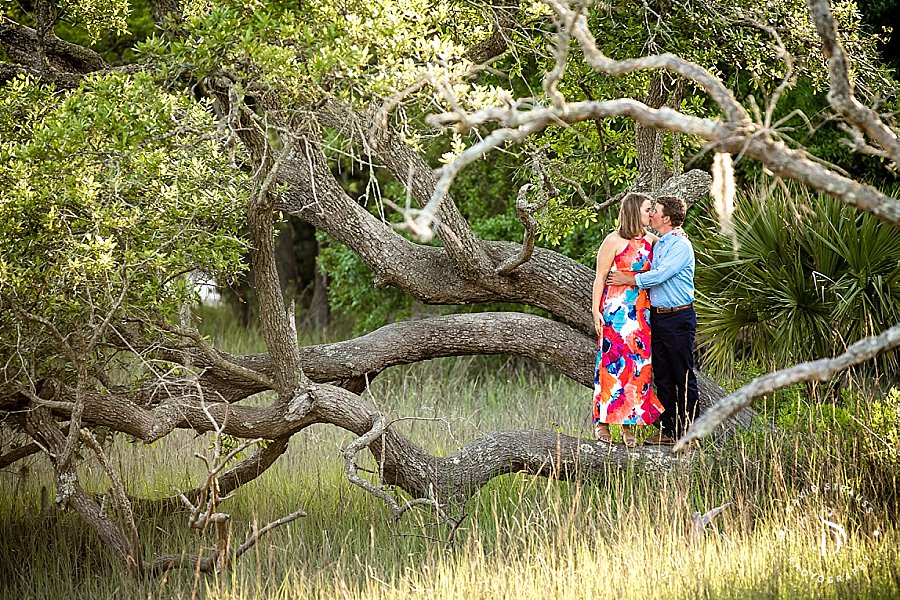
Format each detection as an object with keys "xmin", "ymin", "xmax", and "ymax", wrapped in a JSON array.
[
  {"xmin": 149, "ymin": 507, "xmax": 307, "ymax": 576},
  {"xmin": 344, "ymin": 414, "xmax": 446, "ymax": 521}
]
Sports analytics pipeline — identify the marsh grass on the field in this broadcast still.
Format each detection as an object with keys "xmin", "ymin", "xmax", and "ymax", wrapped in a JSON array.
[{"xmin": 1, "ymin": 308, "xmax": 898, "ymax": 599}]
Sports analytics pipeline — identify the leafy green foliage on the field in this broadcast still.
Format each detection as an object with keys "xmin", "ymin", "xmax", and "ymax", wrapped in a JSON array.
[
  {"xmin": 316, "ymin": 236, "xmax": 413, "ymax": 334},
  {"xmin": 694, "ymin": 184, "xmax": 900, "ymax": 375},
  {"xmin": 62, "ymin": 0, "xmax": 131, "ymax": 42},
  {"xmin": 867, "ymin": 387, "xmax": 900, "ymax": 467},
  {"xmin": 0, "ymin": 72, "xmax": 248, "ymax": 384},
  {"xmin": 136, "ymin": 0, "xmax": 491, "ymax": 109},
  {"xmin": 0, "ymin": 0, "xmax": 131, "ymax": 43}
]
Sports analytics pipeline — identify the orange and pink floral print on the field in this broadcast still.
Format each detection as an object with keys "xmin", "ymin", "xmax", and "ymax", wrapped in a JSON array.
[{"xmin": 593, "ymin": 237, "xmax": 664, "ymax": 426}]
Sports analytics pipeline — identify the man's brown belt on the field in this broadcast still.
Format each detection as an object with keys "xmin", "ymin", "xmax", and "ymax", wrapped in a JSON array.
[{"xmin": 651, "ymin": 303, "xmax": 693, "ymax": 314}]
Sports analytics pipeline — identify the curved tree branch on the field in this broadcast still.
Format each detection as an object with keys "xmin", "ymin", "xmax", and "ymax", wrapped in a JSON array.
[
  {"xmin": 495, "ymin": 185, "xmax": 540, "ymax": 274},
  {"xmin": 674, "ymin": 322, "xmax": 900, "ymax": 451},
  {"xmin": 429, "ymin": 101, "xmax": 900, "ymax": 229},
  {"xmin": 317, "ymin": 99, "xmax": 495, "ymax": 278},
  {"xmin": 807, "ymin": 0, "xmax": 900, "ymax": 164},
  {"xmin": 208, "ymin": 312, "xmax": 598, "ymax": 395},
  {"xmin": 543, "ymin": 0, "xmax": 749, "ymax": 125},
  {"xmin": 131, "ymin": 435, "xmax": 292, "ymax": 512}
]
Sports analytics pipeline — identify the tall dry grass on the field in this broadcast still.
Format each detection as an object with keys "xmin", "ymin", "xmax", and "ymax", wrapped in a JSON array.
[{"xmin": 1, "ymin": 308, "xmax": 897, "ymax": 599}]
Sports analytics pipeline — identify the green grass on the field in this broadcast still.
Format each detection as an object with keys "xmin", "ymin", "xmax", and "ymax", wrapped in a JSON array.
[{"xmin": 1, "ymin": 307, "xmax": 898, "ymax": 599}]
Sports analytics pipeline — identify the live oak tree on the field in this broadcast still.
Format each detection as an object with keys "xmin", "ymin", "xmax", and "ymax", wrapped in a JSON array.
[{"xmin": 1, "ymin": 0, "xmax": 898, "ymax": 575}]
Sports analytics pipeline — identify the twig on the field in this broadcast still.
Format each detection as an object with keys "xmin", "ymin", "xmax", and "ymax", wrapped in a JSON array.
[
  {"xmin": 343, "ymin": 415, "xmax": 445, "ymax": 520},
  {"xmin": 233, "ymin": 508, "xmax": 307, "ymax": 560}
]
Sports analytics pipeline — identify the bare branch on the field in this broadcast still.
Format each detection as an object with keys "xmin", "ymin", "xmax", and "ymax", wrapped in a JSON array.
[
  {"xmin": 807, "ymin": 0, "xmax": 900, "ymax": 165},
  {"xmin": 419, "ymin": 99, "xmax": 723, "ymax": 239},
  {"xmin": 150, "ymin": 507, "xmax": 306, "ymax": 575},
  {"xmin": 674, "ymin": 322, "xmax": 900, "ymax": 451},
  {"xmin": 495, "ymin": 184, "xmax": 540, "ymax": 275},
  {"xmin": 80, "ymin": 428, "xmax": 143, "ymax": 572},
  {"xmin": 427, "ymin": 102, "xmax": 899, "ymax": 231},
  {"xmin": 543, "ymin": 0, "xmax": 750, "ymax": 125},
  {"xmin": 0, "ymin": 441, "xmax": 42, "ymax": 469},
  {"xmin": 344, "ymin": 415, "xmax": 443, "ymax": 520},
  {"xmin": 233, "ymin": 508, "xmax": 307, "ymax": 560}
]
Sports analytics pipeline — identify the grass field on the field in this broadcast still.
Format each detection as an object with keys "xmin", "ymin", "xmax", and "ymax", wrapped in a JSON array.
[{"xmin": 1, "ymin": 310, "xmax": 898, "ymax": 599}]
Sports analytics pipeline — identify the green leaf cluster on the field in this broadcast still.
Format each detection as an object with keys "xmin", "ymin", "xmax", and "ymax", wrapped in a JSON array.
[
  {"xmin": 136, "ymin": 0, "xmax": 487, "ymax": 107},
  {"xmin": 0, "ymin": 72, "xmax": 248, "ymax": 383}
]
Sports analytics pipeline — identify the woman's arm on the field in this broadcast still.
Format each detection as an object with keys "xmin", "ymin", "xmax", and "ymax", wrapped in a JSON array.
[
  {"xmin": 645, "ymin": 231, "xmax": 659, "ymax": 245},
  {"xmin": 592, "ymin": 234, "xmax": 619, "ymax": 336}
]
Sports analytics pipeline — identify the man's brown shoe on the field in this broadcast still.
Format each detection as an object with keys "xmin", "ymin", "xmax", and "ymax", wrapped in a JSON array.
[{"xmin": 643, "ymin": 433, "xmax": 677, "ymax": 446}]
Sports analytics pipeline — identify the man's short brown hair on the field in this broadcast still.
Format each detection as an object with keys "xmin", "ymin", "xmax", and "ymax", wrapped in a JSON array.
[{"xmin": 656, "ymin": 195, "xmax": 687, "ymax": 227}]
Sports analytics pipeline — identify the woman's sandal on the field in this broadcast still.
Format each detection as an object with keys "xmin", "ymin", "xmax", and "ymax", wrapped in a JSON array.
[
  {"xmin": 621, "ymin": 428, "xmax": 637, "ymax": 449},
  {"xmin": 594, "ymin": 423, "xmax": 613, "ymax": 444}
]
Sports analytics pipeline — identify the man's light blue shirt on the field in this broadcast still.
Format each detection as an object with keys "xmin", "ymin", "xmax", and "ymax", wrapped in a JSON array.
[{"xmin": 633, "ymin": 231, "xmax": 695, "ymax": 308}]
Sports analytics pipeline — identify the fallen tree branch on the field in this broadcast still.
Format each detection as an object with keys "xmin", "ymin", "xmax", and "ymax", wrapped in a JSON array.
[{"xmin": 149, "ymin": 507, "xmax": 306, "ymax": 575}]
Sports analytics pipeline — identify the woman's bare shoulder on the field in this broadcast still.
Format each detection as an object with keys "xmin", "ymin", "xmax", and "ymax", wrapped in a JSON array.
[{"xmin": 603, "ymin": 230, "xmax": 627, "ymax": 244}]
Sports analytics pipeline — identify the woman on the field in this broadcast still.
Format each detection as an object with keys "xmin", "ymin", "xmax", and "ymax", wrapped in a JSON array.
[{"xmin": 591, "ymin": 192, "xmax": 664, "ymax": 447}]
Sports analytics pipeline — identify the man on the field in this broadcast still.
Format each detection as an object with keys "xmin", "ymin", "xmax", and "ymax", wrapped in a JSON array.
[{"xmin": 607, "ymin": 195, "xmax": 699, "ymax": 445}]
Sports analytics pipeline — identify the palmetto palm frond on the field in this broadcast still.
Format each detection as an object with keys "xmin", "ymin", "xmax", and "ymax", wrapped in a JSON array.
[{"xmin": 694, "ymin": 184, "xmax": 900, "ymax": 377}]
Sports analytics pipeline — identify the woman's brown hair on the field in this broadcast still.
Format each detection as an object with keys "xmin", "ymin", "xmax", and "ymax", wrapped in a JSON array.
[{"xmin": 617, "ymin": 192, "xmax": 652, "ymax": 239}]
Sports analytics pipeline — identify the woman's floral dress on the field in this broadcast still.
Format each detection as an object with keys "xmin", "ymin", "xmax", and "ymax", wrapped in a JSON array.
[{"xmin": 593, "ymin": 237, "xmax": 664, "ymax": 425}]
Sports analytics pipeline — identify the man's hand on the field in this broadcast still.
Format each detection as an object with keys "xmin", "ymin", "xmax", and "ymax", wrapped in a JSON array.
[{"xmin": 607, "ymin": 271, "xmax": 635, "ymax": 286}]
